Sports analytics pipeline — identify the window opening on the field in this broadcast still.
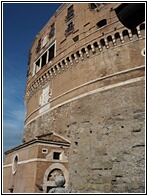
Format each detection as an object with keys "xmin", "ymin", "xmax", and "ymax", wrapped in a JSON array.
[
  {"xmin": 100, "ymin": 39, "xmax": 105, "ymax": 47},
  {"xmin": 73, "ymin": 35, "xmax": 79, "ymax": 42},
  {"xmin": 36, "ymin": 39, "xmax": 41, "ymax": 53},
  {"xmin": 48, "ymin": 44, "xmax": 55, "ymax": 62},
  {"xmin": 42, "ymin": 148, "xmax": 48, "ymax": 154},
  {"xmin": 41, "ymin": 52, "xmax": 47, "ymax": 67},
  {"xmin": 65, "ymin": 22, "xmax": 74, "ymax": 35},
  {"xmin": 90, "ymin": 3, "xmax": 97, "ymax": 10},
  {"xmin": 89, "ymin": 3, "xmax": 105, "ymax": 11},
  {"xmin": 97, "ymin": 19, "xmax": 107, "ymax": 28},
  {"xmin": 66, "ymin": 5, "xmax": 74, "ymax": 21},
  {"xmin": 34, "ymin": 42, "xmax": 55, "ymax": 75},
  {"xmin": 49, "ymin": 23, "xmax": 55, "ymax": 38},
  {"xmin": 35, "ymin": 59, "xmax": 40, "ymax": 73},
  {"xmin": 53, "ymin": 152, "xmax": 61, "ymax": 160}
]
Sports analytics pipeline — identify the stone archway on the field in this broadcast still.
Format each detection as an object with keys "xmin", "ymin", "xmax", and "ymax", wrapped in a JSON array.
[{"xmin": 43, "ymin": 163, "xmax": 69, "ymax": 193}]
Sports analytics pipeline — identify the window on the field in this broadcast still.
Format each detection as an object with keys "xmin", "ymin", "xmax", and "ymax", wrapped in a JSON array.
[
  {"xmin": 48, "ymin": 44, "xmax": 55, "ymax": 62},
  {"xmin": 73, "ymin": 35, "xmax": 79, "ymax": 42},
  {"xmin": 42, "ymin": 148, "xmax": 48, "ymax": 154},
  {"xmin": 65, "ymin": 5, "xmax": 74, "ymax": 21},
  {"xmin": 36, "ymin": 39, "xmax": 41, "ymax": 53},
  {"xmin": 89, "ymin": 3, "xmax": 105, "ymax": 11},
  {"xmin": 35, "ymin": 59, "xmax": 40, "ymax": 73},
  {"xmin": 12, "ymin": 155, "xmax": 18, "ymax": 175},
  {"xmin": 42, "ymin": 52, "xmax": 47, "ymax": 68},
  {"xmin": 65, "ymin": 22, "xmax": 74, "ymax": 36},
  {"xmin": 49, "ymin": 23, "xmax": 55, "ymax": 38},
  {"xmin": 90, "ymin": 3, "xmax": 97, "ymax": 10},
  {"xmin": 34, "ymin": 42, "xmax": 55, "ymax": 75},
  {"xmin": 53, "ymin": 152, "xmax": 61, "ymax": 160},
  {"xmin": 97, "ymin": 19, "xmax": 107, "ymax": 28}
]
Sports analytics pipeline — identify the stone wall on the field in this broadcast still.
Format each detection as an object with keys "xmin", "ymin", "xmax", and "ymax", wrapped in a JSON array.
[{"xmin": 24, "ymin": 78, "xmax": 145, "ymax": 193}]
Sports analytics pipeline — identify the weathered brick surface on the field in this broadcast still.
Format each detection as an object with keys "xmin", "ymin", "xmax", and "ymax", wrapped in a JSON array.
[
  {"xmin": 23, "ymin": 80, "xmax": 145, "ymax": 193},
  {"xmin": 4, "ymin": 3, "xmax": 145, "ymax": 193}
]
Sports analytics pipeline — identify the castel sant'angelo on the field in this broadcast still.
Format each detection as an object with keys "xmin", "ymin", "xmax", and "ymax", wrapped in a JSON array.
[{"xmin": 3, "ymin": 3, "xmax": 145, "ymax": 193}]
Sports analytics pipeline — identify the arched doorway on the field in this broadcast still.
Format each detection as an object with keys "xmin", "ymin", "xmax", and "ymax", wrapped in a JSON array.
[{"xmin": 43, "ymin": 163, "xmax": 69, "ymax": 193}]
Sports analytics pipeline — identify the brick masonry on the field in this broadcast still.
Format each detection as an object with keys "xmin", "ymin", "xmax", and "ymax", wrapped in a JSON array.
[
  {"xmin": 24, "ymin": 79, "xmax": 145, "ymax": 193},
  {"xmin": 3, "ymin": 3, "xmax": 145, "ymax": 193}
]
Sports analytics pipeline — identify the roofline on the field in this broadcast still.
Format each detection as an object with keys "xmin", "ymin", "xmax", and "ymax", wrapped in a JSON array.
[{"xmin": 4, "ymin": 138, "xmax": 70, "ymax": 155}]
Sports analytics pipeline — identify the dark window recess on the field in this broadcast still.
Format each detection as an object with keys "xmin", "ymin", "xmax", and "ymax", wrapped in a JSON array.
[
  {"xmin": 66, "ymin": 5, "xmax": 74, "ymax": 21},
  {"xmin": 89, "ymin": 3, "xmax": 105, "ymax": 10},
  {"xmin": 65, "ymin": 22, "xmax": 74, "ymax": 35},
  {"xmin": 97, "ymin": 19, "xmax": 107, "ymax": 28},
  {"xmin": 53, "ymin": 152, "xmax": 61, "ymax": 160},
  {"xmin": 48, "ymin": 44, "xmax": 55, "ymax": 62},
  {"xmin": 41, "ymin": 52, "xmax": 47, "ymax": 67},
  {"xmin": 90, "ymin": 3, "xmax": 97, "ymax": 10},
  {"xmin": 49, "ymin": 24, "xmax": 55, "ymax": 38},
  {"xmin": 73, "ymin": 35, "xmax": 79, "ymax": 42},
  {"xmin": 36, "ymin": 39, "xmax": 41, "ymax": 53},
  {"xmin": 35, "ymin": 59, "xmax": 40, "ymax": 72}
]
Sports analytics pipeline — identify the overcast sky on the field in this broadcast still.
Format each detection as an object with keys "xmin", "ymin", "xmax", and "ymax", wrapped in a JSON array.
[{"xmin": 3, "ymin": 2, "xmax": 62, "ymax": 159}]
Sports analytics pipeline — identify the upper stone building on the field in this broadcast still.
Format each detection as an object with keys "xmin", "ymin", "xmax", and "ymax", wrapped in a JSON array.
[{"xmin": 3, "ymin": 3, "xmax": 145, "ymax": 193}]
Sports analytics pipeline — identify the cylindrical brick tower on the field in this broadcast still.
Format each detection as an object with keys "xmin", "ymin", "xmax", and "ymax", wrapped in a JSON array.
[{"xmin": 4, "ymin": 3, "xmax": 145, "ymax": 193}]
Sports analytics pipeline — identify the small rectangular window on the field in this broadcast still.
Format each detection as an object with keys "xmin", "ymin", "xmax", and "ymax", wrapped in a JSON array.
[
  {"xmin": 66, "ymin": 5, "xmax": 74, "ymax": 21},
  {"xmin": 73, "ymin": 35, "xmax": 79, "ymax": 42},
  {"xmin": 53, "ymin": 152, "xmax": 61, "ymax": 160},
  {"xmin": 65, "ymin": 22, "xmax": 74, "ymax": 36},
  {"xmin": 41, "ymin": 52, "xmax": 47, "ymax": 67},
  {"xmin": 42, "ymin": 148, "xmax": 48, "ymax": 154},
  {"xmin": 35, "ymin": 59, "xmax": 40, "ymax": 73},
  {"xmin": 68, "ymin": 5, "xmax": 74, "ymax": 16},
  {"xmin": 97, "ymin": 19, "xmax": 107, "ymax": 28},
  {"xmin": 48, "ymin": 44, "xmax": 55, "ymax": 62}
]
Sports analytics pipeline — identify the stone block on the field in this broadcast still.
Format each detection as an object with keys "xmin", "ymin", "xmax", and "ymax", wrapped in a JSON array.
[
  {"xmin": 100, "ymin": 177, "xmax": 111, "ymax": 185},
  {"xmin": 111, "ymin": 169, "xmax": 123, "ymax": 177},
  {"xmin": 103, "ymin": 162, "xmax": 113, "ymax": 170},
  {"xmin": 95, "ymin": 146, "xmax": 107, "ymax": 155},
  {"xmin": 116, "ymin": 153, "xmax": 125, "ymax": 162},
  {"xmin": 127, "ymin": 182, "xmax": 140, "ymax": 191},
  {"xmin": 103, "ymin": 183, "xmax": 111, "ymax": 192}
]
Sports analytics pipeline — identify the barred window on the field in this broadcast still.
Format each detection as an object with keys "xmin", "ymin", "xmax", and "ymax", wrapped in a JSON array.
[{"xmin": 65, "ymin": 5, "xmax": 74, "ymax": 21}]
